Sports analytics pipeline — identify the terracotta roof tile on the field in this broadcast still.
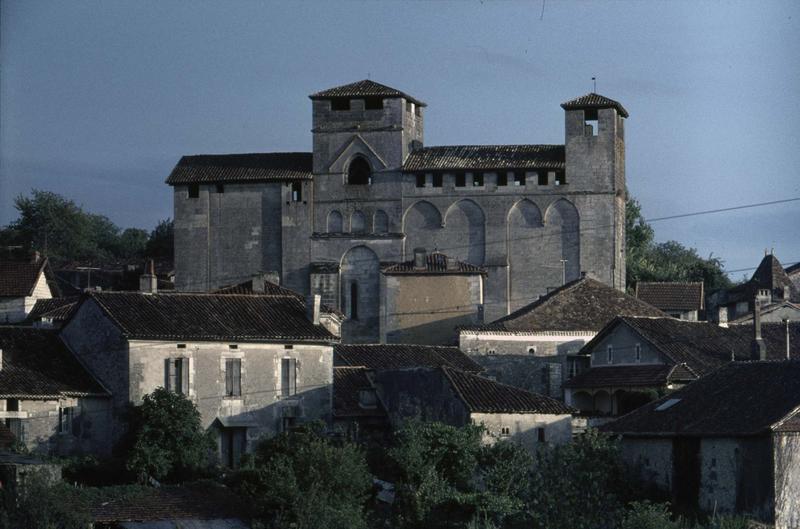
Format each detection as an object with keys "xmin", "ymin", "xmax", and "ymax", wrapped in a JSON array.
[
  {"xmin": 335, "ymin": 343, "xmax": 482, "ymax": 373},
  {"xmin": 635, "ymin": 282, "xmax": 704, "ymax": 312},
  {"xmin": 310, "ymin": 79, "xmax": 426, "ymax": 106},
  {"xmin": 166, "ymin": 152, "xmax": 312, "ymax": 185},
  {"xmin": 403, "ymin": 144, "xmax": 564, "ymax": 172},
  {"xmin": 381, "ymin": 252, "xmax": 486, "ymax": 275},
  {"xmin": 563, "ymin": 364, "xmax": 697, "ymax": 389},
  {"xmin": 0, "ymin": 256, "xmax": 49, "ymax": 298},
  {"xmin": 26, "ymin": 297, "xmax": 79, "ymax": 323},
  {"xmin": 560, "ymin": 93, "xmax": 629, "ymax": 118}
]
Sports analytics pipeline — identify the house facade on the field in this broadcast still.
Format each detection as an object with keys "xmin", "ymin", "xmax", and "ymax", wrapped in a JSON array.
[
  {"xmin": 0, "ymin": 253, "xmax": 58, "ymax": 324},
  {"xmin": 169, "ymin": 80, "xmax": 629, "ymax": 343}
]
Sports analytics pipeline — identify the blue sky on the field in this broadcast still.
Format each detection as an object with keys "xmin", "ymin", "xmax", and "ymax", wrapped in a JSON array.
[{"xmin": 1, "ymin": 1, "xmax": 798, "ymax": 276}]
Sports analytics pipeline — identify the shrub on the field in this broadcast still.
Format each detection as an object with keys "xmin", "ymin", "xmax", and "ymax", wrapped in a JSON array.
[{"xmin": 620, "ymin": 502, "xmax": 680, "ymax": 529}]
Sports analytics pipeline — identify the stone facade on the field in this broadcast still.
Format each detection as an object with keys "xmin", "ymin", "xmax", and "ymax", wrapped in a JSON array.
[
  {"xmin": 0, "ymin": 271, "xmax": 53, "ymax": 324},
  {"xmin": 171, "ymin": 82, "xmax": 628, "ymax": 344}
]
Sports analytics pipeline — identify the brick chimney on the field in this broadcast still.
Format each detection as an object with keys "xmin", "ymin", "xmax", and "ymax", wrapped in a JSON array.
[
  {"xmin": 306, "ymin": 294, "xmax": 321, "ymax": 325},
  {"xmin": 139, "ymin": 259, "xmax": 157, "ymax": 294},
  {"xmin": 413, "ymin": 248, "xmax": 427, "ymax": 270},
  {"xmin": 751, "ymin": 296, "xmax": 766, "ymax": 360}
]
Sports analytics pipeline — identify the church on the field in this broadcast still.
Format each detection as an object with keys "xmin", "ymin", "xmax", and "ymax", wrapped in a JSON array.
[{"xmin": 167, "ymin": 80, "xmax": 628, "ymax": 343}]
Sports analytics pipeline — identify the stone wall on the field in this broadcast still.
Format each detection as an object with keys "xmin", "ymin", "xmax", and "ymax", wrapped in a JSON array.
[
  {"xmin": 774, "ymin": 433, "xmax": 800, "ymax": 529},
  {"xmin": 472, "ymin": 411, "xmax": 572, "ymax": 452}
]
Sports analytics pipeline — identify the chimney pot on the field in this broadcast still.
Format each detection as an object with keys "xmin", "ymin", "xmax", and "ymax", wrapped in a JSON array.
[
  {"xmin": 139, "ymin": 260, "xmax": 158, "ymax": 294},
  {"xmin": 751, "ymin": 295, "xmax": 767, "ymax": 361},
  {"xmin": 413, "ymin": 248, "xmax": 427, "ymax": 270},
  {"xmin": 306, "ymin": 294, "xmax": 321, "ymax": 325}
]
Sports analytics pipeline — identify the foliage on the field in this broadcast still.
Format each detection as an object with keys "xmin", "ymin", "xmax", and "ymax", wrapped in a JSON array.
[
  {"xmin": 0, "ymin": 471, "xmax": 91, "ymax": 529},
  {"xmin": 706, "ymin": 515, "xmax": 752, "ymax": 529},
  {"xmin": 620, "ymin": 502, "xmax": 679, "ymax": 529},
  {"xmin": 389, "ymin": 420, "xmax": 533, "ymax": 529},
  {"xmin": 227, "ymin": 422, "xmax": 372, "ymax": 529},
  {"xmin": 626, "ymin": 194, "xmax": 732, "ymax": 293},
  {"xmin": 59, "ymin": 454, "xmax": 132, "ymax": 486},
  {"xmin": 145, "ymin": 218, "xmax": 174, "ymax": 260},
  {"xmin": 125, "ymin": 387, "xmax": 215, "ymax": 483},
  {"xmin": 526, "ymin": 429, "xmax": 630, "ymax": 529}
]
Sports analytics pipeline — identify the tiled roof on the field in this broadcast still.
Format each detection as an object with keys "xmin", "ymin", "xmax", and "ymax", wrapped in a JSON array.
[
  {"xmin": 26, "ymin": 297, "xmax": 79, "ymax": 323},
  {"xmin": 463, "ymin": 277, "xmax": 666, "ymax": 334},
  {"xmin": 560, "ymin": 93, "xmax": 629, "ymax": 118},
  {"xmin": 332, "ymin": 367, "xmax": 386, "ymax": 418},
  {"xmin": 310, "ymin": 79, "xmax": 426, "ymax": 107},
  {"xmin": 563, "ymin": 364, "xmax": 697, "ymax": 389},
  {"xmin": 723, "ymin": 254, "xmax": 798, "ymax": 304},
  {"xmin": 601, "ymin": 361, "xmax": 800, "ymax": 437},
  {"xmin": 0, "ymin": 327, "xmax": 107, "ymax": 399},
  {"xmin": 786, "ymin": 262, "xmax": 800, "ymax": 276},
  {"xmin": 381, "ymin": 252, "xmax": 486, "ymax": 275},
  {"xmin": 75, "ymin": 291, "xmax": 337, "ymax": 343},
  {"xmin": 213, "ymin": 279, "xmax": 303, "ymax": 297},
  {"xmin": 0, "ymin": 256, "xmax": 49, "ymax": 298},
  {"xmin": 635, "ymin": 282, "xmax": 704, "ymax": 312},
  {"xmin": 90, "ymin": 484, "xmax": 250, "ymax": 523},
  {"xmin": 443, "ymin": 367, "xmax": 574, "ymax": 415},
  {"xmin": 403, "ymin": 144, "xmax": 565, "ymax": 172},
  {"xmin": 727, "ymin": 301, "xmax": 800, "ymax": 323},
  {"xmin": 166, "ymin": 152, "xmax": 312, "ymax": 185},
  {"xmin": 335, "ymin": 344, "xmax": 482, "ymax": 373}
]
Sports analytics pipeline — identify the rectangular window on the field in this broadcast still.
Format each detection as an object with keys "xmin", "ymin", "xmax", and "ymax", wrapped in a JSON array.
[
  {"xmin": 537, "ymin": 427, "xmax": 546, "ymax": 443},
  {"xmin": 364, "ymin": 97, "xmax": 383, "ymax": 110},
  {"xmin": 59, "ymin": 406, "xmax": 74, "ymax": 434},
  {"xmin": 166, "ymin": 357, "xmax": 189, "ymax": 395},
  {"xmin": 188, "ymin": 184, "xmax": 199, "ymax": 198},
  {"xmin": 225, "ymin": 358, "xmax": 242, "ymax": 397},
  {"xmin": 432, "ymin": 173, "xmax": 443, "ymax": 188},
  {"xmin": 415, "ymin": 173, "xmax": 426, "ymax": 188},
  {"xmin": 584, "ymin": 108, "xmax": 599, "ymax": 136},
  {"xmin": 496, "ymin": 172, "xmax": 508, "ymax": 186},
  {"xmin": 455, "ymin": 173, "xmax": 466, "ymax": 187},
  {"xmin": 635, "ymin": 344, "xmax": 642, "ymax": 363},
  {"xmin": 215, "ymin": 183, "xmax": 224, "ymax": 194},
  {"xmin": 607, "ymin": 345, "xmax": 613, "ymax": 364},
  {"xmin": 331, "ymin": 99, "xmax": 350, "ymax": 111},
  {"xmin": 291, "ymin": 181, "xmax": 303, "ymax": 202},
  {"xmin": 281, "ymin": 357, "xmax": 297, "ymax": 398},
  {"xmin": 513, "ymin": 172, "xmax": 526, "ymax": 186},
  {"xmin": 472, "ymin": 172, "xmax": 484, "ymax": 186},
  {"xmin": 537, "ymin": 171, "xmax": 548, "ymax": 186},
  {"xmin": 555, "ymin": 171, "xmax": 566, "ymax": 186}
]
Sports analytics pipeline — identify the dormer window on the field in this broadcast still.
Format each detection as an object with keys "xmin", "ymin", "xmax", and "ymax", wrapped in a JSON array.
[{"xmin": 347, "ymin": 157, "xmax": 371, "ymax": 185}]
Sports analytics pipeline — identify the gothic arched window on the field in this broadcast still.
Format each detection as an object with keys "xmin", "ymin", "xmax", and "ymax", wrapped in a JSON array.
[{"xmin": 347, "ymin": 156, "xmax": 371, "ymax": 185}]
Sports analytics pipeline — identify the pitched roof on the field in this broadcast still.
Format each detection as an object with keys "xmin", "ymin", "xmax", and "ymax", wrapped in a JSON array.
[
  {"xmin": 74, "ymin": 291, "xmax": 337, "ymax": 343},
  {"xmin": 723, "ymin": 254, "xmax": 798, "ymax": 304},
  {"xmin": 403, "ymin": 144, "xmax": 565, "ymax": 172},
  {"xmin": 560, "ymin": 93, "xmax": 629, "ymax": 118},
  {"xmin": 727, "ymin": 301, "xmax": 800, "ymax": 323},
  {"xmin": 310, "ymin": 79, "xmax": 426, "ymax": 106},
  {"xmin": 0, "ymin": 327, "xmax": 107, "ymax": 399},
  {"xmin": 213, "ymin": 279, "xmax": 303, "ymax": 297},
  {"xmin": 443, "ymin": 367, "xmax": 574, "ymax": 415},
  {"xmin": 381, "ymin": 251, "xmax": 486, "ymax": 275},
  {"xmin": 0, "ymin": 256, "xmax": 50, "ymax": 298},
  {"xmin": 334, "ymin": 343, "xmax": 482, "ymax": 373},
  {"xmin": 463, "ymin": 277, "xmax": 666, "ymax": 334},
  {"xmin": 635, "ymin": 282, "xmax": 704, "ymax": 312},
  {"xmin": 332, "ymin": 367, "xmax": 386, "ymax": 418},
  {"xmin": 786, "ymin": 262, "xmax": 800, "ymax": 276},
  {"xmin": 26, "ymin": 297, "xmax": 79, "ymax": 323},
  {"xmin": 166, "ymin": 152, "xmax": 312, "ymax": 185},
  {"xmin": 563, "ymin": 363, "xmax": 697, "ymax": 389},
  {"xmin": 601, "ymin": 360, "xmax": 800, "ymax": 437}
]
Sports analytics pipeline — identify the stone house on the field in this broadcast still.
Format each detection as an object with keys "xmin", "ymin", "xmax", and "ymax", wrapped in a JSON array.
[
  {"xmin": 0, "ymin": 252, "xmax": 59, "ymax": 324},
  {"xmin": 787, "ymin": 261, "xmax": 800, "ymax": 291},
  {"xmin": 601, "ymin": 360, "xmax": 800, "ymax": 528},
  {"xmin": 380, "ymin": 249, "xmax": 486, "ymax": 344},
  {"xmin": 169, "ymin": 80, "xmax": 629, "ymax": 344},
  {"xmin": 59, "ymin": 289, "xmax": 340, "ymax": 467},
  {"xmin": 0, "ymin": 326, "xmax": 111, "ymax": 456},
  {"xmin": 635, "ymin": 282, "xmax": 704, "ymax": 320},
  {"xmin": 564, "ymin": 316, "xmax": 800, "ymax": 417},
  {"xmin": 458, "ymin": 276, "xmax": 665, "ymax": 398}
]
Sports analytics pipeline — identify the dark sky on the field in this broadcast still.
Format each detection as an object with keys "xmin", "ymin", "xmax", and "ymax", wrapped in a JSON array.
[{"xmin": 1, "ymin": 1, "xmax": 798, "ymax": 276}]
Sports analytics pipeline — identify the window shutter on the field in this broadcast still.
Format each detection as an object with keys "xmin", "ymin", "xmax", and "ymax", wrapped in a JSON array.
[
  {"xmin": 233, "ymin": 359, "xmax": 241, "ymax": 397},
  {"xmin": 180, "ymin": 357, "xmax": 190, "ymax": 395},
  {"xmin": 281, "ymin": 357, "xmax": 297, "ymax": 398},
  {"xmin": 289, "ymin": 358, "xmax": 297, "ymax": 396},
  {"xmin": 225, "ymin": 359, "xmax": 234, "ymax": 396},
  {"xmin": 165, "ymin": 358, "xmax": 175, "ymax": 391}
]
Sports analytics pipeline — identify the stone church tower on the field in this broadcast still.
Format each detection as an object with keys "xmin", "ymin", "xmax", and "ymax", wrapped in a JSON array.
[{"xmin": 168, "ymin": 80, "xmax": 627, "ymax": 344}]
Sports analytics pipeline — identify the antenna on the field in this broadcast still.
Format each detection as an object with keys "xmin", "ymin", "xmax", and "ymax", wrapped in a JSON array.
[{"xmin": 592, "ymin": 77, "xmax": 597, "ymax": 92}]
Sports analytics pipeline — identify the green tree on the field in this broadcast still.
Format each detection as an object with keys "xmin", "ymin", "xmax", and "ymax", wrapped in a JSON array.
[
  {"xmin": 0, "ymin": 471, "xmax": 91, "ymax": 529},
  {"xmin": 228, "ymin": 423, "xmax": 372, "ymax": 529},
  {"xmin": 145, "ymin": 218, "xmax": 173, "ymax": 260},
  {"xmin": 125, "ymin": 387, "xmax": 214, "ymax": 483},
  {"xmin": 117, "ymin": 227, "xmax": 149, "ymax": 259}
]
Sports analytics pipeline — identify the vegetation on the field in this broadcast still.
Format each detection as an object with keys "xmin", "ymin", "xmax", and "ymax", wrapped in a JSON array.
[{"xmin": 626, "ymin": 195, "xmax": 732, "ymax": 293}]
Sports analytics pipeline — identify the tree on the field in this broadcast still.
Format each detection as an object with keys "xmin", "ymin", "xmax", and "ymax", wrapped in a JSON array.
[
  {"xmin": 0, "ymin": 471, "xmax": 91, "ymax": 529},
  {"xmin": 228, "ymin": 423, "xmax": 372, "ymax": 529},
  {"xmin": 125, "ymin": 387, "xmax": 214, "ymax": 483},
  {"xmin": 145, "ymin": 218, "xmax": 173, "ymax": 260},
  {"xmin": 117, "ymin": 228, "xmax": 149, "ymax": 259}
]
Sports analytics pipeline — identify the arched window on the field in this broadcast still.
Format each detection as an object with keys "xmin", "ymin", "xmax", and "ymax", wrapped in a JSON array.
[
  {"xmin": 350, "ymin": 282, "xmax": 359, "ymax": 320},
  {"xmin": 351, "ymin": 211, "xmax": 366, "ymax": 234},
  {"xmin": 347, "ymin": 157, "xmax": 371, "ymax": 185},
  {"xmin": 327, "ymin": 210, "xmax": 343, "ymax": 233},
  {"xmin": 373, "ymin": 210, "xmax": 389, "ymax": 233}
]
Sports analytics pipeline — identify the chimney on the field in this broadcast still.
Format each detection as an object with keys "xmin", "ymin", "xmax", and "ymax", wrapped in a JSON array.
[
  {"xmin": 306, "ymin": 294, "xmax": 321, "ymax": 325},
  {"xmin": 785, "ymin": 318, "xmax": 791, "ymax": 360},
  {"xmin": 717, "ymin": 306, "xmax": 728, "ymax": 327},
  {"xmin": 751, "ymin": 296, "xmax": 767, "ymax": 360},
  {"xmin": 139, "ymin": 259, "xmax": 157, "ymax": 294},
  {"xmin": 413, "ymin": 248, "xmax": 427, "ymax": 270}
]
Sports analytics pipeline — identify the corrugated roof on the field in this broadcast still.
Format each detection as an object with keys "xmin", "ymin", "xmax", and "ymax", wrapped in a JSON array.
[
  {"xmin": 403, "ymin": 144, "xmax": 564, "ymax": 172},
  {"xmin": 381, "ymin": 252, "xmax": 486, "ymax": 275},
  {"xmin": 635, "ymin": 282, "xmax": 704, "ymax": 312},
  {"xmin": 310, "ymin": 79, "xmax": 426, "ymax": 107},
  {"xmin": 166, "ymin": 152, "xmax": 312, "ymax": 185},
  {"xmin": 334, "ymin": 343, "xmax": 482, "ymax": 373},
  {"xmin": 560, "ymin": 93, "xmax": 629, "ymax": 118}
]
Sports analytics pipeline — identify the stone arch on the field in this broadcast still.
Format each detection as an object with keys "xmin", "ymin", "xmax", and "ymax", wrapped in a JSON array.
[
  {"xmin": 507, "ymin": 199, "xmax": 545, "ymax": 311},
  {"xmin": 340, "ymin": 246, "xmax": 380, "ymax": 343},
  {"xmin": 543, "ymin": 198, "xmax": 581, "ymax": 285},
  {"xmin": 373, "ymin": 210, "xmax": 389, "ymax": 234},
  {"xmin": 327, "ymin": 210, "xmax": 343, "ymax": 233},
  {"xmin": 402, "ymin": 200, "xmax": 443, "ymax": 260},
  {"xmin": 443, "ymin": 199, "xmax": 485, "ymax": 265},
  {"xmin": 346, "ymin": 156, "xmax": 371, "ymax": 185},
  {"xmin": 350, "ymin": 210, "xmax": 367, "ymax": 234}
]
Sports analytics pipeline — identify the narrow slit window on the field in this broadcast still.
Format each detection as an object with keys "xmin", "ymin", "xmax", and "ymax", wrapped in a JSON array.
[
  {"xmin": 215, "ymin": 184, "xmax": 224, "ymax": 194},
  {"xmin": 496, "ymin": 172, "xmax": 508, "ymax": 186},
  {"xmin": 432, "ymin": 173, "xmax": 443, "ymax": 188},
  {"xmin": 472, "ymin": 172, "xmax": 484, "ymax": 187},
  {"xmin": 554, "ymin": 171, "xmax": 566, "ymax": 186},
  {"xmin": 188, "ymin": 184, "xmax": 199, "ymax": 198},
  {"xmin": 635, "ymin": 344, "xmax": 641, "ymax": 363},
  {"xmin": 455, "ymin": 173, "xmax": 466, "ymax": 187},
  {"xmin": 537, "ymin": 171, "xmax": 548, "ymax": 186},
  {"xmin": 415, "ymin": 173, "xmax": 426, "ymax": 188},
  {"xmin": 350, "ymin": 282, "xmax": 359, "ymax": 320},
  {"xmin": 281, "ymin": 357, "xmax": 297, "ymax": 398},
  {"xmin": 291, "ymin": 182, "xmax": 303, "ymax": 202},
  {"xmin": 514, "ymin": 172, "xmax": 526, "ymax": 186},
  {"xmin": 607, "ymin": 345, "xmax": 614, "ymax": 364},
  {"xmin": 584, "ymin": 109, "xmax": 599, "ymax": 136}
]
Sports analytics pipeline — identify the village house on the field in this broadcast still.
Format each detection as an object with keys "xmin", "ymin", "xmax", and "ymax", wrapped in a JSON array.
[
  {"xmin": 563, "ymin": 315, "xmax": 800, "ymax": 417},
  {"xmin": 458, "ymin": 276, "xmax": 665, "ymax": 398},
  {"xmin": 635, "ymin": 281, "xmax": 704, "ymax": 321},
  {"xmin": 0, "ymin": 252, "xmax": 59, "ymax": 324},
  {"xmin": 24, "ymin": 296, "xmax": 79, "ymax": 328},
  {"xmin": 333, "ymin": 343, "xmax": 574, "ymax": 451},
  {"xmin": 0, "ymin": 326, "xmax": 111, "ymax": 456},
  {"xmin": 787, "ymin": 261, "xmax": 800, "ymax": 291},
  {"xmin": 58, "ymin": 285, "xmax": 341, "ymax": 467},
  {"xmin": 601, "ymin": 360, "xmax": 800, "ymax": 528}
]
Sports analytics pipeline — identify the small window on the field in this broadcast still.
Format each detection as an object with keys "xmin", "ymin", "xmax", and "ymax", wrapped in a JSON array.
[
  {"xmin": 514, "ymin": 172, "xmax": 526, "ymax": 186},
  {"xmin": 350, "ymin": 211, "xmax": 367, "ymax": 234},
  {"xmin": 291, "ymin": 182, "xmax": 303, "ymax": 202},
  {"xmin": 215, "ymin": 184, "xmax": 224, "ymax": 194},
  {"xmin": 432, "ymin": 173, "xmax": 443, "ymax": 188},
  {"xmin": 166, "ymin": 357, "xmax": 189, "ymax": 395},
  {"xmin": 487, "ymin": 348, "xmax": 497, "ymax": 356},
  {"xmin": 415, "ymin": 173, "xmax": 426, "ymax": 188},
  {"xmin": 284, "ymin": 345, "xmax": 294, "ymax": 350},
  {"xmin": 607, "ymin": 345, "xmax": 613, "ymax": 364},
  {"xmin": 350, "ymin": 282, "xmax": 359, "ymax": 320},
  {"xmin": 358, "ymin": 389, "xmax": 377, "ymax": 409},
  {"xmin": 406, "ymin": 101, "xmax": 414, "ymax": 113},
  {"xmin": 347, "ymin": 157, "xmax": 371, "ymax": 185},
  {"xmin": 59, "ymin": 407, "xmax": 74, "ymax": 434},
  {"xmin": 537, "ymin": 171, "xmax": 548, "ymax": 186},
  {"xmin": 229, "ymin": 344, "xmax": 238, "ymax": 350},
  {"xmin": 364, "ymin": 97, "xmax": 383, "ymax": 110},
  {"xmin": 225, "ymin": 358, "xmax": 242, "ymax": 397},
  {"xmin": 331, "ymin": 98, "xmax": 350, "ymax": 111},
  {"xmin": 327, "ymin": 210, "xmax": 343, "ymax": 233},
  {"xmin": 472, "ymin": 172, "xmax": 484, "ymax": 187},
  {"xmin": 635, "ymin": 344, "xmax": 641, "ymax": 363},
  {"xmin": 455, "ymin": 173, "xmax": 466, "ymax": 187},
  {"xmin": 177, "ymin": 344, "xmax": 187, "ymax": 349},
  {"xmin": 500, "ymin": 426, "xmax": 510, "ymax": 437},
  {"xmin": 527, "ymin": 346, "xmax": 537, "ymax": 355},
  {"xmin": 414, "ymin": 105, "xmax": 421, "ymax": 117},
  {"xmin": 188, "ymin": 184, "xmax": 199, "ymax": 198},
  {"xmin": 281, "ymin": 357, "xmax": 297, "ymax": 398},
  {"xmin": 554, "ymin": 171, "xmax": 566, "ymax": 186},
  {"xmin": 537, "ymin": 427, "xmax": 546, "ymax": 443},
  {"xmin": 584, "ymin": 108, "xmax": 599, "ymax": 136},
  {"xmin": 496, "ymin": 172, "xmax": 508, "ymax": 186}
]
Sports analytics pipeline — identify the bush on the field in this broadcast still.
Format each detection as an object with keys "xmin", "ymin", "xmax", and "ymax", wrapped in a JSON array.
[{"xmin": 620, "ymin": 502, "xmax": 679, "ymax": 529}]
